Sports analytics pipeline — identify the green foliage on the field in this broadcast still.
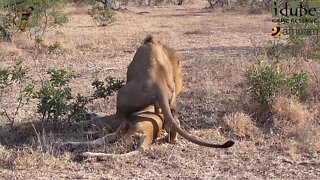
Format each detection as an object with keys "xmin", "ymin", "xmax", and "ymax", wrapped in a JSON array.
[
  {"xmin": 51, "ymin": 9, "xmax": 69, "ymax": 25},
  {"xmin": 238, "ymin": 0, "xmax": 249, "ymax": 6},
  {"xmin": 34, "ymin": 68, "xmax": 124, "ymax": 123},
  {"xmin": 47, "ymin": 41, "xmax": 62, "ymax": 53},
  {"xmin": 0, "ymin": 62, "xmax": 34, "ymax": 124},
  {"xmin": 90, "ymin": 4, "xmax": 116, "ymax": 26},
  {"xmin": 245, "ymin": 61, "xmax": 285, "ymax": 105},
  {"xmin": 0, "ymin": 62, "xmax": 29, "ymax": 89},
  {"xmin": 265, "ymin": 40, "xmax": 291, "ymax": 59},
  {"xmin": 286, "ymin": 72, "xmax": 308, "ymax": 98},
  {"xmin": 0, "ymin": 69, "xmax": 11, "ymax": 89},
  {"xmin": 35, "ymin": 81, "xmax": 72, "ymax": 122},
  {"xmin": 34, "ymin": 36, "xmax": 48, "ymax": 50},
  {"xmin": 0, "ymin": 61, "xmax": 123, "ymax": 124},
  {"xmin": 245, "ymin": 58, "xmax": 310, "ymax": 105},
  {"xmin": 67, "ymin": 76, "xmax": 124, "ymax": 122},
  {"xmin": 35, "ymin": 37, "xmax": 63, "ymax": 53},
  {"xmin": 47, "ymin": 68, "xmax": 73, "ymax": 86},
  {"xmin": 0, "ymin": 0, "xmax": 68, "ymax": 42},
  {"xmin": 0, "ymin": 62, "xmax": 124, "ymax": 124},
  {"xmin": 68, "ymin": 93, "xmax": 92, "ymax": 122},
  {"xmin": 34, "ymin": 68, "xmax": 73, "ymax": 122},
  {"xmin": 92, "ymin": 77, "xmax": 125, "ymax": 99}
]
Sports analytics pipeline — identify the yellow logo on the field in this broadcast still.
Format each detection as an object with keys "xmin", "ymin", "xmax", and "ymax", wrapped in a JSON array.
[{"xmin": 272, "ymin": 26, "xmax": 281, "ymax": 36}]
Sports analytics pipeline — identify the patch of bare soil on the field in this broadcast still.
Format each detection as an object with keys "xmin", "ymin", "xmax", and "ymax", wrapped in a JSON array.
[{"xmin": 0, "ymin": 1, "xmax": 319, "ymax": 179}]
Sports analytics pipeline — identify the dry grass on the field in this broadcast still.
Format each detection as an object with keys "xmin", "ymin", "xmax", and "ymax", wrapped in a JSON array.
[
  {"xmin": 223, "ymin": 112, "xmax": 261, "ymax": 139},
  {"xmin": 272, "ymin": 97, "xmax": 313, "ymax": 127},
  {"xmin": 270, "ymin": 97, "xmax": 319, "ymax": 158},
  {"xmin": 0, "ymin": 1, "xmax": 319, "ymax": 179},
  {"xmin": 12, "ymin": 32, "xmax": 35, "ymax": 49},
  {"xmin": 315, "ymin": 104, "xmax": 320, "ymax": 121}
]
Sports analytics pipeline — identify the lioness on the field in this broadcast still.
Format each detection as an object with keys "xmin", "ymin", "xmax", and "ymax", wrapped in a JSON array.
[
  {"xmin": 116, "ymin": 35, "xmax": 234, "ymax": 148},
  {"xmin": 59, "ymin": 107, "xmax": 164, "ymax": 157}
]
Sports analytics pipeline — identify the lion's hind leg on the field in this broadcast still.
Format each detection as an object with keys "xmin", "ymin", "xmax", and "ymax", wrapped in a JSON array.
[
  {"xmin": 81, "ymin": 134, "xmax": 151, "ymax": 157},
  {"xmin": 58, "ymin": 131, "xmax": 120, "ymax": 151}
]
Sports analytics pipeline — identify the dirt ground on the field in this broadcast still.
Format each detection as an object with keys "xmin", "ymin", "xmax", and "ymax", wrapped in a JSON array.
[{"xmin": 0, "ymin": 1, "xmax": 319, "ymax": 179}]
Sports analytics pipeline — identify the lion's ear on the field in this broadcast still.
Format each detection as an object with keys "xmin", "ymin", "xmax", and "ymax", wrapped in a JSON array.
[{"xmin": 143, "ymin": 35, "xmax": 159, "ymax": 44}]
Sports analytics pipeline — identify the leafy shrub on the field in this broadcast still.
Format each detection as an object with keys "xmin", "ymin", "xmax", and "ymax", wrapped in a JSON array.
[
  {"xmin": 47, "ymin": 41, "xmax": 62, "ymax": 53},
  {"xmin": 51, "ymin": 9, "xmax": 69, "ymax": 25},
  {"xmin": 0, "ymin": 62, "xmax": 124, "ymax": 124},
  {"xmin": 67, "ymin": 77, "xmax": 124, "ymax": 122},
  {"xmin": 34, "ymin": 68, "xmax": 73, "ymax": 123},
  {"xmin": 34, "ymin": 68, "xmax": 124, "ymax": 123},
  {"xmin": 34, "ymin": 37, "xmax": 63, "ymax": 53},
  {"xmin": 265, "ymin": 40, "xmax": 293, "ymax": 59},
  {"xmin": 0, "ymin": 62, "xmax": 34, "ymax": 124},
  {"xmin": 286, "ymin": 72, "xmax": 308, "ymax": 98},
  {"xmin": 0, "ymin": 0, "xmax": 69, "ymax": 42},
  {"xmin": 92, "ymin": 77, "xmax": 125, "ymax": 99},
  {"xmin": 90, "ymin": 4, "xmax": 116, "ymax": 26},
  {"xmin": 245, "ymin": 60, "xmax": 285, "ymax": 105},
  {"xmin": 245, "ymin": 59, "xmax": 309, "ymax": 105},
  {"xmin": 68, "ymin": 93, "xmax": 92, "ymax": 122}
]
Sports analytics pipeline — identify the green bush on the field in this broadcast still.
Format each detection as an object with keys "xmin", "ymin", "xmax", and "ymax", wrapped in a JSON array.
[
  {"xmin": 92, "ymin": 77, "xmax": 125, "ymax": 99},
  {"xmin": 47, "ymin": 41, "xmax": 62, "ymax": 53},
  {"xmin": 245, "ymin": 61, "xmax": 285, "ymax": 105},
  {"xmin": 245, "ymin": 58, "xmax": 309, "ymax": 105},
  {"xmin": 51, "ymin": 9, "xmax": 69, "ymax": 25},
  {"xmin": 67, "ymin": 77, "xmax": 124, "ymax": 122},
  {"xmin": 0, "ymin": 62, "xmax": 34, "ymax": 124},
  {"xmin": 90, "ymin": 4, "xmax": 116, "ymax": 26},
  {"xmin": 0, "ymin": 63, "xmax": 124, "ymax": 124},
  {"xmin": 34, "ymin": 68, "xmax": 124, "ymax": 123},
  {"xmin": 0, "ymin": 0, "xmax": 69, "ymax": 41},
  {"xmin": 265, "ymin": 40, "xmax": 292, "ymax": 59},
  {"xmin": 68, "ymin": 93, "xmax": 92, "ymax": 122},
  {"xmin": 286, "ymin": 72, "xmax": 308, "ymax": 98},
  {"xmin": 34, "ymin": 68, "xmax": 73, "ymax": 122}
]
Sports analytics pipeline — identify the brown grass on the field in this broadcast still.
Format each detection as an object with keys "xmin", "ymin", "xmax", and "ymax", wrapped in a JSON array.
[
  {"xmin": 12, "ymin": 32, "xmax": 34, "ymax": 49},
  {"xmin": 272, "ymin": 97, "xmax": 313, "ymax": 126},
  {"xmin": 223, "ymin": 112, "xmax": 261, "ymax": 139},
  {"xmin": 270, "ymin": 97, "xmax": 319, "ymax": 157}
]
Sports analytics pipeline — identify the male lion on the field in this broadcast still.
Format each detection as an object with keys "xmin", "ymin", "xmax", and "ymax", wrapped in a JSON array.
[
  {"xmin": 116, "ymin": 35, "xmax": 234, "ymax": 148},
  {"xmin": 59, "ymin": 107, "xmax": 164, "ymax": 157}
]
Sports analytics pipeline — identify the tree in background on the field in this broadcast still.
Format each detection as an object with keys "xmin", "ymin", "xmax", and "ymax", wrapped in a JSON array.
[{"xmin": 0, "ymin": 0, "xmax": 68, "ymax": 41}]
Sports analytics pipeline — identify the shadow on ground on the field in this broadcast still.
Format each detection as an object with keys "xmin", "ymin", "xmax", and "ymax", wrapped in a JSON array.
[{"xmin": 0, "ymin": 115, "xmax": 119, "ymax": 149}]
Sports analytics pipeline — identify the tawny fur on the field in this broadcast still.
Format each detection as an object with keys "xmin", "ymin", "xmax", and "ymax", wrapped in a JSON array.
[
  {"xmin": 59, "ymin": 106, "xmax": 164, "ymax": 157},
  {"xmin": 116, "ymin": 35, "xmax": 234, "ymax": 148}
]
